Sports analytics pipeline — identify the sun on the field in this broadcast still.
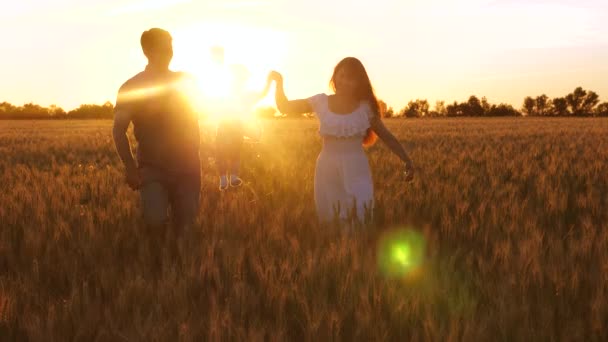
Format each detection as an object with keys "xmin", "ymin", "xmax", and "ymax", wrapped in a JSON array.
[{"xmin": 171, "ymin": 21, "xmax": 288, "ymax": 124}]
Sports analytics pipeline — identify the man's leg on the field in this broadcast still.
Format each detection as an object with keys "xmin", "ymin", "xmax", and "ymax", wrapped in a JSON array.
[
  {"xmin": 139, "ymin": 168, "xmax": 170, "ymax": 275},
  {"xmin": 169, "ymin": 173, "xmax": 201, "ymax": 263},
  {"xmin": 140, "ymin": 181, "xmax": 170, "ymax": 228},
  {"xmin": 170, "ymin": 173, "xmax": 201, "ymax": 232}
]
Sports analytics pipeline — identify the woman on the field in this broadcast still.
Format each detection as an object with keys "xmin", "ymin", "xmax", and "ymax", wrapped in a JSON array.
[{"xmin": 268, "ymin": 57, "xmax": 415, "ymax": 224}]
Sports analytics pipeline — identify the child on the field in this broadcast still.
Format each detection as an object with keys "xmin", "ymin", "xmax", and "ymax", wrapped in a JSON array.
[{"xmin": 216, "ymin": 62, "xmax": 271, "ymax": 190}]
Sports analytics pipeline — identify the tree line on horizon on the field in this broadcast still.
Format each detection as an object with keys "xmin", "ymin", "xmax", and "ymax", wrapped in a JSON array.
[
  {"xmin": 380, "ymin": 87, "xmax": 608, "ymax": 118},
  {"xmin": 1, "ymin": 87, "xmax": 607, "ymax": 120}
]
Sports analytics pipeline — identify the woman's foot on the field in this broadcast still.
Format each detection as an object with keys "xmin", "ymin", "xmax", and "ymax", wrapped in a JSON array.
[
  {"xmin": 219, "ymin": 175, "xmax": 229, "ymax": 191},
  {"xmin": 230, "ymin": 174, "xmax": 243, "ymax": 187}
]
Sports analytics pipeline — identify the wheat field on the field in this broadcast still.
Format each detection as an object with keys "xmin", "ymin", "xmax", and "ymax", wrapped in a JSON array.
[{"xmin": 1, "ymin": 118, "xmax": 607, "ymax": 341}]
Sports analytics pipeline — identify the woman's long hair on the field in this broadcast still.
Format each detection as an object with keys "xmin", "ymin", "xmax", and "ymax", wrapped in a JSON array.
[{"xmin": 329, "ymin": 57, "xmax": 382, "ymax": 147}]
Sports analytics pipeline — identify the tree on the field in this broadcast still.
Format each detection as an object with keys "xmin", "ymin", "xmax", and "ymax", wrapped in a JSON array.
[
  {"xmin": 522, "ymin": 96, "xmax": 536, "ymax": 116},
  {"xmin": 20, "ymin": 103, "xmax": 50, "ymax": 119},
  {"xmin": 582, "ymin": 90, "xmax": 600, "ymax": 116},
  {"xmin": 566, "ymin": 87, "xmax": 599, "ymax": 116},
  {"xmin": 466, "ymin": 96, "xmax": 484, "ymax": 116},
  {"xmin": 403, "ymin": 99, "xmax": 429, "ymax": 118},
  {"xmin": 0, "ymin": 102, "xmax": 16, "ymax": 119},
  {"xmin": 596, "ymin": 102, "xmax": 608, "ymax": 117},
  {"xmin": 428, "ymin": 100, "xmax": 446, "ymax": 117},
  {"xmin": 377, "ymin": 100, "xmax": 388, "ymax": 115},
  {"xmin": 49, "ymin": 105, "xmax": 67, "ymax": 118},
  {"xmin": 377, "ymin": 99, "xmax": 394, "ymax": 118},
  {"xmin": 488, "ymin": 104, "xmax": 521, "ymax": 117},
  {"xmin": 481, "ymin": 96, "xmax": 491, "ymax": 115},
  {"xmin": 446, "ymin": 101, "xmax": 465, "ymax": 117},
  {"xmin": 67, "ymin": 102, "xmax": 114, "ymax": 119},
  {"xmin": 566, "ymin": 87, "xmax": 585, "ymax": 115},
  {"xmin": 0, "ymin": 102, "xmax": 65, "ymax": 119},
  {"xmin": 535, "ymin": 94, "xmax": 550, "ymax": 116},
  {"xmin": 0, "ymin": 102, "xmax": 15, "ymax": 112},
  {"xmin": 551, "ymin": 97, "xmax": 569, "ymax": 116}
]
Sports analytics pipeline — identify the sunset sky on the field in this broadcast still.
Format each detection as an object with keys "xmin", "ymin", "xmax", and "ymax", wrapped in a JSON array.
[{"xmin": 1, "ymin": 0, "xmax": 607, "ymax": 111}]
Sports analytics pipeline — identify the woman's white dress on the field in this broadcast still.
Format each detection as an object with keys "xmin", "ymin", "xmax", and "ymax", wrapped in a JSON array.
[{"xmin": 308, "ymin": 93, "xmax": 374, "ymax": 223}]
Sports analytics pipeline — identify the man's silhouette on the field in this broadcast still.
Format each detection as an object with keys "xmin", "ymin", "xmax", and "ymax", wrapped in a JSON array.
[{"xmin": 112, "ymin": 28, "xmax": 201, "ymax": 235}]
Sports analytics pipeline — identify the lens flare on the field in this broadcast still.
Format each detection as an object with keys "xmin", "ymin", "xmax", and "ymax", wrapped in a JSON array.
[{"xmin": 377, "ymin": 227, "xmax": 426, "ymax": 278}]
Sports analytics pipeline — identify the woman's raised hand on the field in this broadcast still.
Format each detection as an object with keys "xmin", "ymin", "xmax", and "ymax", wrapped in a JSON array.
[{"xmin": 267, "ymin": 70, "xmax": 283, "ymax": 84}]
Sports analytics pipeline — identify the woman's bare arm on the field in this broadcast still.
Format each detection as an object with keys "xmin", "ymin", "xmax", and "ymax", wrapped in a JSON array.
[
  {"xmin": 370, "ymin": 116, "xmax": 415, "ymax": 180},
  {"xmin": 269, "ymin": 71, "xmax": 312, "ymax": 115}
]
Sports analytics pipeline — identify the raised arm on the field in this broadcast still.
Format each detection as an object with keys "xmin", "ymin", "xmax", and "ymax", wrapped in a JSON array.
[
  {"xmin": 268, "ymin": 71, "xmax": 312, "ymax": 115},
  {"xmin": 370, "ymin": 116, "xmax": 415, "ymax": 181}
]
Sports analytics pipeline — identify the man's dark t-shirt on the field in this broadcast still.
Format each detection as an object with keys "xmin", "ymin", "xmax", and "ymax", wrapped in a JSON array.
[{"xmin": 115, "ymin": 67, "xmax": 200, "ymax": 176}]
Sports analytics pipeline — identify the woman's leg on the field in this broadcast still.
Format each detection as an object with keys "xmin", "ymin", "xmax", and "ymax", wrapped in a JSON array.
[
  {"xmin": 315, "ymin": 152, "xmax": 343, "ymax": 223},
  {"xmin": 342, "ymin": 153, "xmax": 374, "ymax": 224}
]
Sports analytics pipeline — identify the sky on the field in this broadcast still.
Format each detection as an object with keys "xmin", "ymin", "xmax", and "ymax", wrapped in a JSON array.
[{"xmin": 1, "ymin": 0, "xmax": 607, "ymax": 111}]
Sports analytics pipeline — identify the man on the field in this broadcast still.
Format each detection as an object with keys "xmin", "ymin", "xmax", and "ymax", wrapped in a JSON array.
[{"xmin": 112, "ymin": 28, "xmax": 201, "ymax": 233}]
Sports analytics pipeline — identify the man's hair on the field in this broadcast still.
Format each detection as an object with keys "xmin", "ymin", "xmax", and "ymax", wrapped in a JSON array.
[{"xmin": 140, "ymin": 28, "xmax": 172, "ymax": 56}]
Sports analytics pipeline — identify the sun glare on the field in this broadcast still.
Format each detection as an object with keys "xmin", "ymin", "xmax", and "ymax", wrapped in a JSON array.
[{"xmin": 171, "ymin": 21, "xmax": 287, "ymax": 124}]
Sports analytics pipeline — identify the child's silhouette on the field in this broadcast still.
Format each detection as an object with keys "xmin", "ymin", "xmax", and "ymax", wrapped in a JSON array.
[{"xmin": 212, "ymin": 47, "xmax": 270, "ymax": 190}]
